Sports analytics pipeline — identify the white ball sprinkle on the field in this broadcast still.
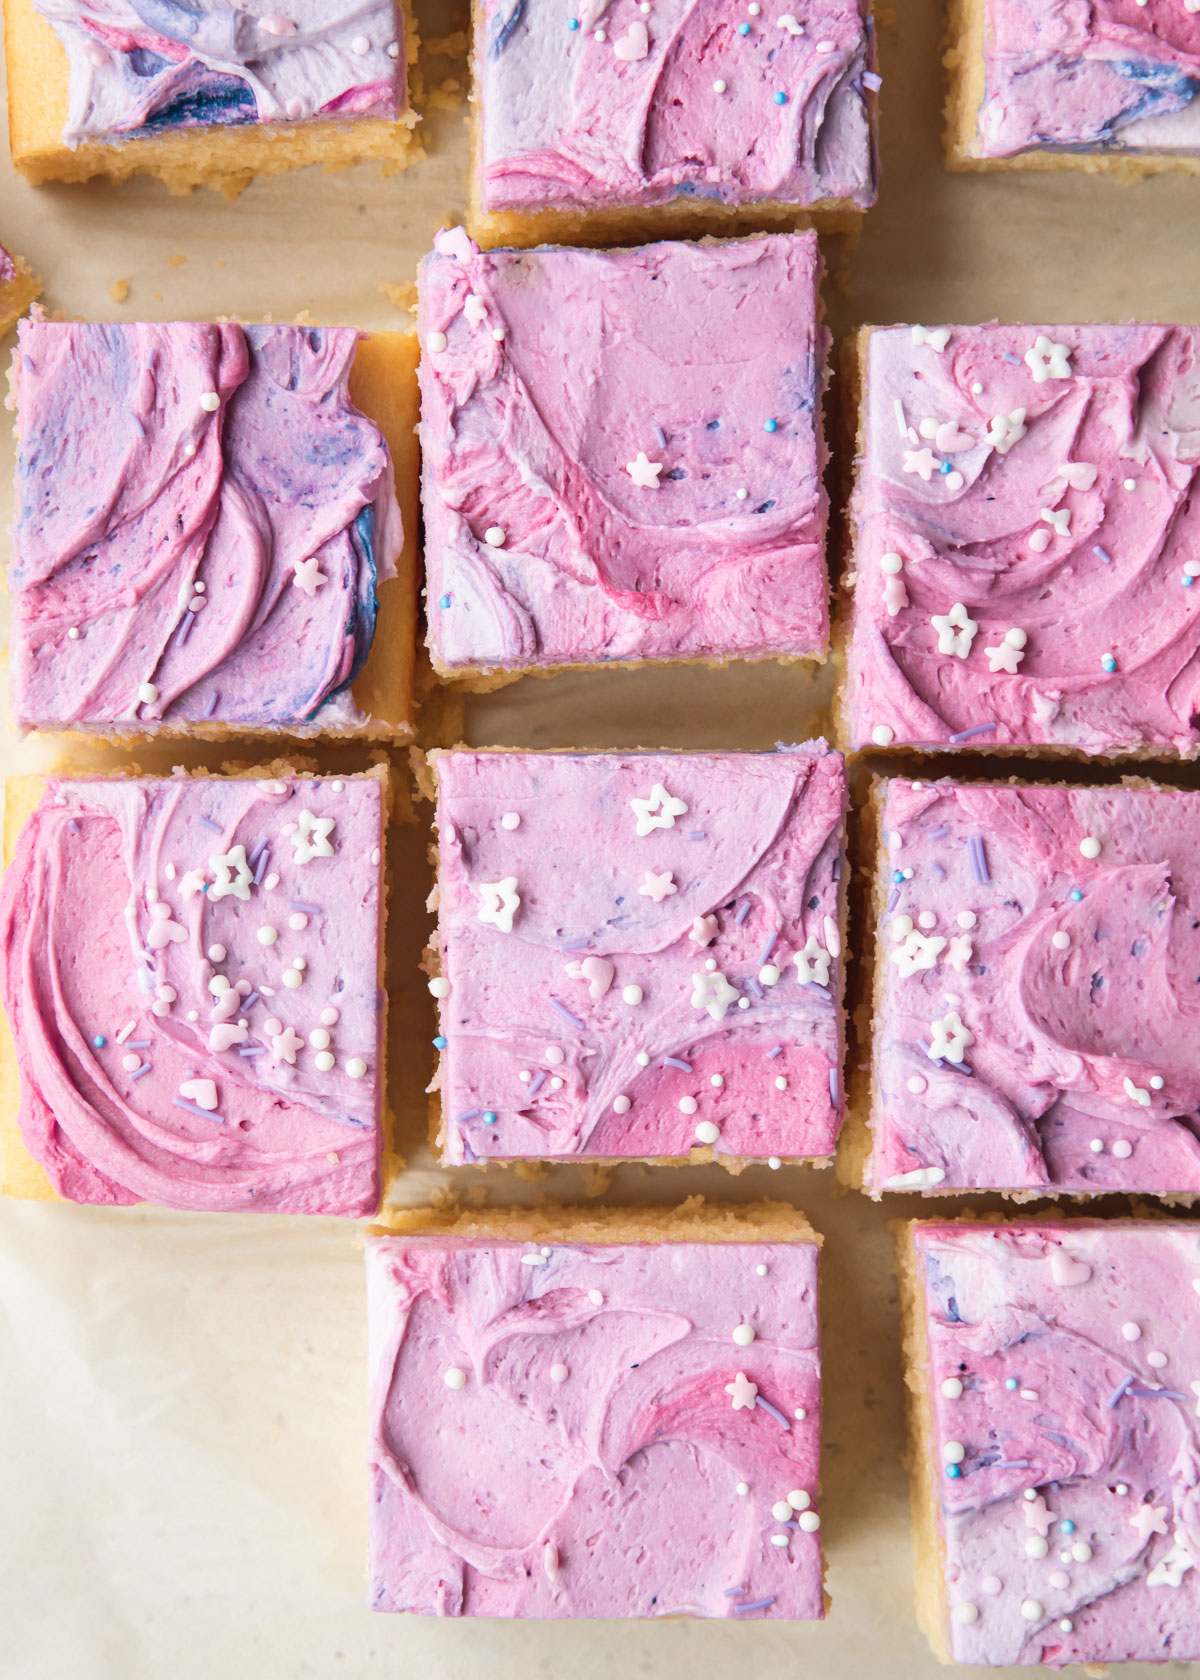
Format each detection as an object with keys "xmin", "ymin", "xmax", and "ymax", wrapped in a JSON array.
[
  {"xmin": 736, "ymin": 1482, "xmax": 750, "ymax": 1497},
  {"xmin": 289, "ymin": 913, "xmax": 308, "ymax": 931},
  {"xmin": 1150, "ymin": 1075, "xmax": 1164, "ymax": 1090},
  {"xmin": 768, "ymin": 1156, "xmax": 781, "ymax": 1170},
  {"xmin": 1089, "ymin": 1138, "xmax": 1104, "ymax": 1153},
  {"xmin": 594, "ymin": 26, "xmax": 605, "ymax": 38},
  {"xmin": 787, "ymin": 1489, "xmax": 810, "ymax": 1510},
  {"xmin": 207, "ymin": 943, "xmax": 226, "ymax": 962},
  {"xmin": 941, "ymin": 1378, "xmax": 963, "ymax": 1399},
  {"xmin": 736, "ymin": 487, "xmax": 749, "ymax": 500},
  {"xmin": 1079, "ymin": 835, "xmax": 1101, "ymax": 859},
  {"xmin": 1021, "ymin": 1600, "xmax": 1044, "ymax": 1622},
  {"xmin": 443, "ymin": 1367, "xmax": 467, "ymax": 1390},
  {"xmin": 759, "ymin": 963, "xmax": 780, "ymax": 986},
  {"xmin": 483, "ymin": 525, "xmax": 506, "ymax": 548},
  {"xmin": 770, "ymin": 1533, "xmax": 789, "ymax": 1548},
  {"xmin": 918, "ymin": 911, "xmax": 937, "ymax": 930},
  {"xmin": 953, "ymin": 1604, "xmax": 979, "ymax": 1625},
  {"xmin": 907, "ymin": 1076, "xmax": 927, "ymax": 1095},
  {"xmin": 1051, "ymin": 931, "xmax": 1071, "ymax": 950},
  {"xmin": 282, "ymin": 969, "xmax": 303, "ymax": 989},
  {"xmin": 1121, "ymin": 1321, "xmax": 1141, "ymax": 1341},
  {"xmin": 798, "ymin": 1512, "xmax": 820, "ymax": 1532},
  {"xmin": 772, "ymin": 1500, "xmax": 793, "ymax": 1522},
  {"xmin": 871, "ymin": 724, "xmax": 895, "ymax": 747},
  {"xmin": 68, "ymin": 626, "xmax": 81, "ymax": 640},
  {"xmin": 346, "ymin": 1058, "xmax": 367, "ymax": 1079},
  {"xmin": 711, "ymin": 1073, "xmax": 725, "ymax": 1088},
  {"xmin": 943, "ymin": 1441, "xmax": 965, "ymax": 1464},
  {"xmin": 636, "ymin": 1051, "xmax": 651, "ymax": 1067},
  {"xmin": 1059, "ymin": 1620, "xmax": 1073, "ymax": 1634},
  {"xmin": 199, "ymin": 391, "xmax": 220, "ymax": 412},
  {"xmin": 209, "ymin": 976, "xmax": 231, "ymax": 996},
  {"xmin": 545, "ymin": 1046, "xmax": 565, "ymax": 1065},
  {"xmin": 612, "ymin": 1095, "xmax": 631, "ymax": 1115},
  {"xmin": 622, "ymin": 984, "xmax": 644, "ymax": 1005},
  {"xmin": 351, "ymin": 32, "xmax": 370, "ymax": 53},
  {"xmin": 500, "ymin": 811, "xmax": 521, "ymax": 830},
  {"xmin": 550, "ymin": 1076, "xmax": 564, "ymax": 1090},
  {"xmin": 122, "ymin": 1052, "xmax": 141, "ymax": 1072},
  {"xmin": 309, "ymin": 1029, "xmax": 331, "ymax": 1050},
  {"xmin": 588, "ymin": 1289, "xmax": 604, "ymax": 1306},
  {"xmin": 258, "ymin": 925, "xmax": 278, "ymax": 946},
  {"xmin": 679, "ymin": 1095, "xmax": 698, "ymax": 1115},
  {"xmin": 774, "ymin": 1075, "xmax": 788, "ymax": 1091},
  {"xmin": 794, "ymin": 1407, "xmax": 806, "ymax": 1420},
  {"xmin": 137, "ymin": 682, "xmax": 158, "ymax": 704},
  {"xmin": 957, "ymin": 910, "xmax": 977, "ymax": 929},
  {"xmin": 695, "ymin": 1120, "xmax": 720, "ymax": 1145},
  {"xmin": 428, "ymin": 978, "xmax": 450, "ymax": 999},
  {"xmin": 971, "ymin": 381, "xmax": 984, "ymax": 395},
  {"xmin": 1072, "ymin": 1541, "xmax": 1092, "ymax": 1562},
  {"xmin": 1112, "ymin": 1139, "xmax": 1133, "ymax": 1159},
  {"xmin": 314, "ymin": 1051, "xmax": 335, "ymax": 1072},
  {"xmin": 518, "ymin": 1070, "xmax": 531, "ymax": 1083},
  {"xmin": 427, "ymin": 330, "xmax": 447, "ymax": 354},
  {"xmin": 713, "ymin": 78, "xmax": 727, "ymax": 92},
  {"xmin": 1148, "ymin": 1350, "xmax": 1168, "ymax": 1368},
  {"xmin": 550, "ymin": 1362, "xmax": 569, "ymax": 1383},
  {"xmin": 732, "ymin": 1323, "xmax": 755, "ymax": 1347},
  {"xmin": 1123, "ymin": 477, "xmax": 1136, "ymax": 491},
  {"xmin": 1026, "ymin": 1537, "xmax": 1048, "ymax": 1559},
  {"xmin": 880, "ymin": 552, "xmax": 904, "ymax": 575},
  {"xmin": 756, "ymin": 1264, "xmax": 768, "ymax": 1277}
]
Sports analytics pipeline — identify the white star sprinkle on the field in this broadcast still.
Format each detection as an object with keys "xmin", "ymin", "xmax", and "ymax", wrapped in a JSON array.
[
  {"xmin": 690, "ymin": 968, "xmax": 741, "ymax": 1021},
  {"xmin": 986, "ymin": 408, "xmax": 1027, "ymax": 455},
  {"xmin": 463, "ymin": 293, "xmax": 489, "ymax": 325},
  {"xmin": 477, "ymin": 876, "xmax": 521, "ymax": 934},
  {"xmin": 271, "ymin": 1025, "xmax": 304, "ymax": 1064},
  {"xmin": 1025, "ymin": 335, "xmax": 1072, "ymax": 383},
  {"xmin": 794, "ymin": 937, "xmax": 831, "ymax": 988},
  {"xmin": 945, "ymin": 934, "xmax": 973, "ymax": 972},
  {"xmin": 291, "ymin": 808, "xmax": 335, "ymax": 864},
  {"xmin": 638, "ymin": 870, "xmax": 677, "ymax": 903},
  {"xmin": 178, "ymin": 867, "xmax": 207, "ymax": 900},
  {"xmin": 931, "ymin": 602, "xmax": 978, "ymax": 659},
  {"xmin": 208, "ymin": 844, "xmax": 254, "ymax": 902},
  {"xmin": 689, "ymin": 913, "xmax": 718, "ymax": 946},
  {"xmin": 631, "ymin": 783, "xmax": 688, "ymax": 837},
  {"xmin": 625, "ymin": 451, "xmax": 664, "ymax": 489},
  {"xmin": 891, "ymin": 929, "xmax": 946, "ymax": 977},
  {"xmin": 903, "ymin": 447, "xmax": 940, "ymax": 481},
  {"xmin": 1148, "ymin": 1537, "xmax": 1195, "ymax": 1589},
  {"xmin": 911, "ymin": 325, "xmax": 952, "ymax": 353},
  {"xmin": 1040, "ymin": 506, "xmax": 1071, "ymax": 538},
  {"xmin": 1129, "ymin": 1504, "xmax": 1169, "ymax": 1543},
  {"xmin": 929, "ymin": 1009, "xmax": 973, "ymax": 1064},
  {"xmin": 725, "ymin": 1371, "xmax": 759, "ymax": 1410},
  {"xmin": 292, "ymin": 556, "xmax": 327, "ymax": 597}
]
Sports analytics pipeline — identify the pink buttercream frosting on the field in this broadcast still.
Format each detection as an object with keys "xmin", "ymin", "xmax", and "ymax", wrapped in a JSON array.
[
  {"xmin": 869, "ymin": 778, "xmax": 1200, "ymax": 1196},
  {"xmin": 366, "ymin": 1233, "xmax": 823, "ymax": 1618},
  {"xmin": 914, "ymin": 1220, "xmax": 1200, "ymax": 1666},
  {"xmin": 31, "ymin": 1, "xmax": 404, "ymax": 145},
  {"xmin": 420, "ymin": 229, "xmax": 830, "ymax": 672},
  {"xmin": 974, "ymin": 0, "xmax": 1200, "ymax": 158},
  {"xmin": 0, "ymin": 773, "xmax": 384, "ymax": 1215},
  {"xmin": 478, "ymin": 0, "xmax": 876, "ymax": 213},
  {"xmin": 845, "ymin": 323, "xmax": 1200, "ymax": 757},
  {"xmin": 11, "ymin": 319, "xmax": 401, "ymax": 736},
  {"xmin": 432, "ymin": 745, "xmax": 847, "ymax": 1165}
]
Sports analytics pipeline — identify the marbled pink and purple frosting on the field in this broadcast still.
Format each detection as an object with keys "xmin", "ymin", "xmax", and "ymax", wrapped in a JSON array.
[
  {"xmin": 432, "ymin": 745, "xmax": 846, "ymax": 1164},
  {"xmin": 478, "ymin": 0, "xmax": 876, "ymax": 212},
  {"xmin": 846, "ymin": 323, "xmax": 1200, "ymax": 757},
  {"xmin": 11, "ymin": 319, "xmax": 401, "ymax": 736},
  {"xmin": 974, "ymin": 0, "xmax": 1200, "ymax": 159},
  {"xmin": 31, "ymin": 1, "xmax": 405, "ymax": 145},
  {"xmin": 367, "ymin": 1232, "xmax": 823, "ymax": 1618},
  {"xmin": 914, "ymin": 1220, "xmax": 1200, "ymax": 1666},
  {"xmin": 869, "ymin": 778, "xmax": 1200, "ymax": 1196},
  {"xmin": 420, "ymin": 228, "xmax": 831, "ymax": 672},
  {"xmin": 0, "ymin": 773, "xmax": 384, "ymax": 1215}
]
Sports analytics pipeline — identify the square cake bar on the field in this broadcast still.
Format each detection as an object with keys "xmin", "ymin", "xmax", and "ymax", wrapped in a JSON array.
[
  {"xmin": 842, "ymin": 321, "xmax": 1200, "ymax": 759},
  {"xmin": 850, "ymin": 776, "xmax": 1200, "ymax": 1198},
  {"xmin": 420, "ymin": 228, "xmax": 831, "ymax": 679},
  {"xmin": 9, "ymin": 318, "xmax": 419, "ymax": 740},
  {"xmin": 367, "ymin": 1202, "xmax": 824, "ymax": 1619},
  {"xmin": 0, "ymin": 767, "xmax": 388, "ymax": 1216},
  {"xmin": 428, "ymin": 745, "xmax": 847, "ymax": 1168},
  {"xmin": 947, "ymin": 0, "xmax": 1200, "ymax": 176},
  {"xmin": 897, "ymin": 1218, "xmax": 1200, "ymax": 1666}
]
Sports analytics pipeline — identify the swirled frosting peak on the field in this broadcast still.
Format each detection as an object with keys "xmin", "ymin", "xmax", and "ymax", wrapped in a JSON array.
[
  {"xmin": 972, "ymin": 0, "xmax": 1200, "ymax": 159},
  {"xmin": 420, "ymin": 230, "xmax": 831, "ymax": 673},
  {"xmin": 0, "ymin": 772, "xmax": 384, "ymax": 1215},
  {"xmin": 431, "ymin": 745, "xmax": 847, "ymax": 1165},
  {"xmin": 868, "ymin": 778, "xmax": 1200, "ymax": 1196},
  {"xmin": 31, "ymin": 1, "xmax": 404, "ymax": 145},
  {"xmin": 11, "ymin": 318, "xmax": 401, "ymax": 736},
  {"xmin": 912, "ymin": 1220, "xmax": 1200, "ymax": 1666},
  {"xmin": 367, "ymin": 1232, "xmax": 823, "ymax": 1618},
  {"xmin": 846, "ymin": 322, "xmax": 1200, "ymax": 757},
  {"xmin": 477, "ymin": 0, "xmax": 876, "ymax": 213}
]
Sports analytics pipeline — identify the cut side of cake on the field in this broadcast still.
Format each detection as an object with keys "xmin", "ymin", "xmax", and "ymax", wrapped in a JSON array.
[
  {"xmin": 420, "ymin": 228, "xmax": 832, "ymax": 681},
  {"xmin": 426, "ymin": 744, "xmax": 848, "ymax": 1169},
  {"xmin": 4, "ymin": 0, "xmax": 421, "ymax": 194},
  {"xmin": 946, "ymin": 0, "xmax": 1200, "ymax": 177},
  {"xmin": 850, "ymin": 775, "xmax": 1200, "ymax": 1198},
  {"xmin": 841, "ymin": 321, "xmax": 1200, "ymax": 759},
  {"xmin": 0, "ymin": 241, "xmax": 40, "ymax": 336},
  {"xmin": 468, "ymin": 0, "xmax": 877, "ymax": 246},
  {"xmin": 897, "ymin": 1217, "xmax": 1200, "ymax": 1666},
  {"xmin": 0, "ymin": 767, "xmax": 388, "ymax": 1216},
  {"xmin": 367, "ymin": 1200, "xmax": 825, "ymax": 1618},
  {"xmin": 9, "ymin": 318, "xmax": 418, "ymax": 740}
]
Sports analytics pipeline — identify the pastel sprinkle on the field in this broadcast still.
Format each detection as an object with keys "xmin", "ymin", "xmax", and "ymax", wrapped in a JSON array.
[
  {"xmin": 763, "ymin": 418, "xmax": 778, "ymax": 433},
  {"xmin": 949, "ymin": 721, "xmax": 998, "ymax": 743},
  {"xmin": 754, "ymin": 1395, "xmax": 791, "ymax": 1430},
  {"xmin": 732, "ymin": 1598, "xmax": 776, "ymax": 1616},
  {"xmin": 664, "ymin": 1057, "xmax": 693, "ymax": 1072},
  {"xmin": 550, "ymin": 998, "xmax": 585, "ymax": 1028},
  {"xmin": 172, "ymin": 1096, "xmax": 223, "ymax": 1122}
]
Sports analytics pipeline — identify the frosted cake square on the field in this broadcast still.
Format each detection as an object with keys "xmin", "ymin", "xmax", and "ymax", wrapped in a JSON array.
[
  {"xmin": 9, "ymin": 318, "xmax": 419, "ymax": 740},
  {"xmin": 4, "ymin": 0, "xmax": 420, "ymax": 194},
  {"xmin": 420, "ymin": 229, "xmax": 832, "ymax": 680},
  {"xmin": 427, "ymin": 744, "xmax": 847, "ymax": 1167},
  {"xmin": 841, "ymin": 322, "xmax": 1200, "ymax": 759},
  {"xmin": 366, "ymin": 1202, "xmax": 824, "ymax": 1619},
  {"xmin": 468, "ymin": 0, "xmax": 877, "ymax": 245},
  {"xmin": 947, "ymin": 0, "xmax": 1200, "ymax": 176},
  {"xmin": 0, "ymin": 768, "xmax": 387, "ymax": 1216},
  {"xmin": 897, "ymin": 1218, "xmax": 1200, "ymax": 1667},
  {"xmin": 851, "ymin": 776, "xmax": 1200, "ymax": 1198}
]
